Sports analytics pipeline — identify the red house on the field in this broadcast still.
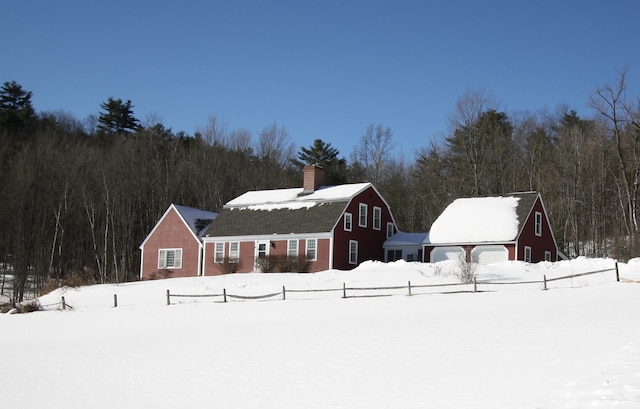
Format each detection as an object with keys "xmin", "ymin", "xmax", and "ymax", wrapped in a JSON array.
[
  {"xmin": 139, "ymin": 204, "xmax": 218, "ymax": 280},
  {"xmin": 419, "ymin": 192, "xmax": 561, "ymax": 264},
  {"xmin": 201, "ymin": 165, "xmax": 398, "ymax": 275}
]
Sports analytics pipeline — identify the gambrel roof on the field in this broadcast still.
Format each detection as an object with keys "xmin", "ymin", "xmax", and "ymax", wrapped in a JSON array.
[
  {"xmin": 426, "ymin": 192, "xmax": 538, "ymax": 244},
  {"xmin": 204, "ymin": 183, "xmax": 376, "ymax": 238}
]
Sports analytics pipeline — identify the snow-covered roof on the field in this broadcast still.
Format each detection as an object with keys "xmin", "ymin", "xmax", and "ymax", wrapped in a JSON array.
[
  {"xmin": 384, "ymin": 231, "xmax": 429, "ymax": 247},
  {"xmin": 428, "ymin": 196, "xmax": 523, "ymax": 244},
  {"xmin": 139, "ymin": 204, "xmax": 219, "ymax": 249},
  {"xmin": 225, "ymin": 183, "xmax": 372, "ymax": 211},
  {"xmin": 173, "ymin": 205, "xmax": 218, "ymax": 238}
]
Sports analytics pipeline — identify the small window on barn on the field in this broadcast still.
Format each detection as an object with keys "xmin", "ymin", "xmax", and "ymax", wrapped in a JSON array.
[
  {"xmin": 386, "ymin": 222, "xmax": 395, "ymax": 238},
  {"xmin": 359, "ymin": 203, "xmax": 368, "ymax": 228},
  {"xmin": 306, "ymin": 239, "xmax": 317, "ymax": 261},
  {"xmin": 524, "ymin": 246, "xmax": 532, "ymax": 263},
  {"xmin": 214, "ymin": 243, "xmax": 224, "ymax": 263},
  {"xmin": 349, "ymin": 240, "xmax": 358, "ymax": 265},
  {"xmin": 288, "ymin": 239, "xmax": 299, "ymax": 257},
  {"xmin": 159, "ymin": 248, "xmax": 182, "ymax": 269},
  {"xmin": 545, "ymin": 251, "xmax": 552, "ymax": 262},
  {"xmin": 344, "ymin": 213, "xmax": 352, "ymax": 231},
  {"xmin": 373, "ymin": 206, "xmax": 382, "ymax": 230},
  {"xmin": 535, "ymin": 212, "xmax": 542, "ymax": 236},
  {"xmin": 229, "ymin": 242, "xmax": 240, "ymax": 262}
]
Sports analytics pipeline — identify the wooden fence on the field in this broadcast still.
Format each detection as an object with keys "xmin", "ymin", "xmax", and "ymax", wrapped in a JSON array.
[
  {"xmin": 32, "ymin": 263, "xmax": 625, "ymax": 310},
  {"xmin": 165, "ymin": 264, "xmax": 622, "ymax": 306}
]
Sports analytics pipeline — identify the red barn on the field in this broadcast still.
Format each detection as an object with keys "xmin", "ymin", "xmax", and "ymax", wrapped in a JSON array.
[
  {"xmin": 201, "ymin": 165, "xmax": 398, "ymax": 275},
  {"xmin": 139, "ymin": 204, "xmax": 218, "ymax": 280},
  {"xmin": 420, "ymin": 192, "xmax": 562, "ymax": 264}
]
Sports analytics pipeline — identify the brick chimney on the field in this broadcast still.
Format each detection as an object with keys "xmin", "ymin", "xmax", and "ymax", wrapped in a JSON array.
[{"xmin": 303, "ymin": 165, "xmax": 326, "ymax": 193}]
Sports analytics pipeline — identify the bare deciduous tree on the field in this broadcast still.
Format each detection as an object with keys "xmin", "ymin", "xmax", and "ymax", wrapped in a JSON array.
[{"xmin": 351, "ymin": 123, "xmax": 395, "ymax": 186}]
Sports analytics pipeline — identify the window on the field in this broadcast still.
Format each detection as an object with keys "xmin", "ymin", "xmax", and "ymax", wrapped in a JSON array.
[
  {"xmin": 386, "ymin": 222, "xmax": 395, "ymax": 238},
  {"xmin": 306, "ymin": 239, "xmax": 317, "ymax": 261},
  {"xmin": 359, "ymin": 203, "xmax": 368, "ymax": 227},
  {"xmin": 229, "ymin": 242, "xmax": 240, "ymax": 262},
  {"xmin": 288, "ymin": 239, "xmax": 298, "ymax": 257},
  {"xmin": 545, "ymin": 251, "xmax": 552, "ymax": 262},
  {"xmin": 344, "ymin": 213, "xmax": 352, "ymax": 231},
  {"xmin": 349, "ymin": 240, "xmax": 358, "ymax": 264},
  {"xmin": 214, "ymin": 242, "xmax": 224, "ymax": 263},
  {"xmin": 524, "ymin": 246, "xmax": 532, "ymax": 263},
  {"xmin": 535, "ymin": 212, "xmax": 542, "ymax": 236},
  {"xmin": 158, "ymin": 248, "xmax": 182, "ymax": 269},
  {"xmin": 373, "ymin": 206, "xmax": 381, "ymax": 230},
  {"xmin": 387, "ymin": 249, "xmax": 402, "ymax": 262}
]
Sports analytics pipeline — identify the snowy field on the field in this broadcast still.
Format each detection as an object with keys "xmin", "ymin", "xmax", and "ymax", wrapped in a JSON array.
[{"xmin": 2, "ymin": 258, "xmax": 640, "ymax": 408}]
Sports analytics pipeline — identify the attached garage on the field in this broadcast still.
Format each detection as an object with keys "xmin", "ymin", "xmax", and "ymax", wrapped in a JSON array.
[
  {"xmin": 430, "ymin": 246, "xmax": 465, "ymax": 263},
  {"xmin": 471, "ymin": 245, "xmax": 508, "ymax": 265}
]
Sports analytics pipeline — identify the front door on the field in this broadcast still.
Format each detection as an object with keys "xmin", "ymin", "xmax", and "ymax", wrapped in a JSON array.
[{"xmin": 255, "ymin": 241, "xmax": 270, "ymax": 271}]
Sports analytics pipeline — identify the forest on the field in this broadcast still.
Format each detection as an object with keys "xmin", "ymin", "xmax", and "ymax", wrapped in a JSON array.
[{"xmin": 1, "ymin": 70, "xmax": 639, "ymax": 301}]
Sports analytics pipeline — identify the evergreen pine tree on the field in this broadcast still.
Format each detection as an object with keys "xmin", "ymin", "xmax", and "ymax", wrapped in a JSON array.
[
  {"xmin": 97, "ymin": 97, "xmax": 141, "ymax": 137},
  {"xmin": 295, "ymin": 139, "xmax": 347, "ymax": 184},
  {"xmin": 0, "ymin": 81, "xmax": 35, "ymax": 130}
]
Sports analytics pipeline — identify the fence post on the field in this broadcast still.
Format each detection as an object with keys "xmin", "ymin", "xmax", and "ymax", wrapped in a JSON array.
[
  {"xmin": 473, "ymin": 277, "xmax": 477, "ymax": 293},
  {"xmin": 615, "ymin": 262, "xmax": 620, "ymax": 282},
  {"xmin": 282, "ymin": 285, "xmax": 286, "ymax": 301},
  {"xmin": 407, "ymin": 281, "xmax": 412, "ymax": 296},
  {"xmin": 223, "ymin": 288, "xmax": 227, "ymax": 303},
  {"xmin": 342, "ymin": 283, "xmax": 347, "ymax": 299},
  {"xmin": 113, "ymin": 294, "xmax": 118, "ymax": 308},
  {"xmin": 166, "ymin": 289, "xmax": 170, "ymax": 306},
  {"xmin": 61, "ymin": 296, "xmax": 66, "ymax": 310},
  {"xmin": 543, "ymin": 275, "xmax": 547, "ymax": 291}
]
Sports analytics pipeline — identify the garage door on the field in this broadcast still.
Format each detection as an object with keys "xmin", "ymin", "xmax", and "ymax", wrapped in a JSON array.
[
  {"xmin": 430, "ymin": 246, "xmax": 465, "ymax": 263},
  {"xmin": 471, "ymin": 245, "xmax": 508, "ymax": 265}
]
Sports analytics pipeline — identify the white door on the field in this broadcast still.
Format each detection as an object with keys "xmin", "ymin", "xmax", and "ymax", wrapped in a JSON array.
[
  {"xmin": 430, "ymin": 246, "xmax": 465, "ymax": 263},
  {"xmin": 471, "ymin": 245, "xmax": 508, "ymax": 265},
  {"xmin": 255, "ymin": 241, "xmax": 270, "ymax": 271}
]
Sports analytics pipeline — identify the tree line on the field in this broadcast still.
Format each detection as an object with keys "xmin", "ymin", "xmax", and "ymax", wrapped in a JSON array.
[{"xmin": 1, "ymin": 70, "xmax": 638, "ymax": 300}]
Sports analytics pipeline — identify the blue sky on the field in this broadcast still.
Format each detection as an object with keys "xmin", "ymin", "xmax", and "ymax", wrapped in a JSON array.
[{"xmin": 3, "ymin": 0, "xmax": 639, "ymax": 159}]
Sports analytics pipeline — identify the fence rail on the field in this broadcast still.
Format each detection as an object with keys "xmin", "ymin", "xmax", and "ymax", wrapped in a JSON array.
[
  {"xmin": 165, "ymin": 264, "xmax": 621, "ymax": 306},
  {"xmin": 28, "ymin": 264, "xmax": 623, "ymax": 310}
]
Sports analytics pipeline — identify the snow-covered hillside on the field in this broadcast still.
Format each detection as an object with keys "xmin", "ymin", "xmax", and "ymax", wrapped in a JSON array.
[{"xmin": 2, "ymin": 258, "xmax": 640, "ymax": 408}]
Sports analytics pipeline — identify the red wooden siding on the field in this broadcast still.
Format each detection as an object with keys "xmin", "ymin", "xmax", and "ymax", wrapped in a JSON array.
[
  {"xmin": 517, "ymin": 197, "xmax": 558, "ymax": 262},
  {"xmin": 141, "ymin": 208, "xmax": 201, "ymax": 280},
  {"xmin": 203, "ymin": 238, "xmax": 331, "ymax": 275},
  {"xmin": 333, "ymin": 186, "xmax": 395, "ymax": 270}
]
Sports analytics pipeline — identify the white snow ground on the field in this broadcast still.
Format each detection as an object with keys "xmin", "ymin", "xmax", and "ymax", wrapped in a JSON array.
[{"xmin": 2, "ymin": 258, "xmax": 640, "ymax": 409}]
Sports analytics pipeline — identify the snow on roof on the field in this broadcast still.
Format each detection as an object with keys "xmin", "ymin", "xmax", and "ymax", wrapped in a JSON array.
[
  {"xmin": 428, "ymin": 196, "xmax": 520, "ymax": 243},
  {"xmin": 385, "ymin": 231, "xmax": 429, "ymax": 247},
  {"xmin": 225, "ymin": 183, "xmax": 371, "ymax": 211},
  {"xmin": 173, "ymin": 205, "xmax": 218, "ymax": 238}
]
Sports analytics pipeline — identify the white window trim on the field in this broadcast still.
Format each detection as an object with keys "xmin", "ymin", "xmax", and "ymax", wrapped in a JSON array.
[
  {"xmin": 158, "ymin": 248, "xmax": 182, "ymax": 269},
  {"xmin": 288, "ymin": 239, "xmax": 299, "ymax": 257},
  {"xmin": 544, "ymin": 250, "xmax": 552, "ymax": 262},
  {"xmin": 386, "ymin": 222, "xmax": 395, "ymax": 238},
  {"xmin": 524, "ymin": 246, "xmax": 532, "ymax": 263},
  {"xmin": 214, "ymin": 242, "xmax": 224, "ymax": 263},
  {"xmin": 349, "ymin": 240, "xmax": 358, "ymax": 265},
  {"xmin": 535, "ymin": 211, "xmax": 542, "ymax": 236},
  {"xmin": 373, "ymin": 206, "xmax": 382, "ymax": 230},
  {"xmin": 229, "ymin": 241, "xmax": 240, "ymax": 262},
  {"xmin": 344, "ymin": 212, "xmax": 352, "ymax": 232},
  {"xmin": 359, "ymin": 203, "xmax": 368, "ymax": 228},
  {"xmin": 306, "ymin": 238, "xmax": 317, "ymax": 261}
]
